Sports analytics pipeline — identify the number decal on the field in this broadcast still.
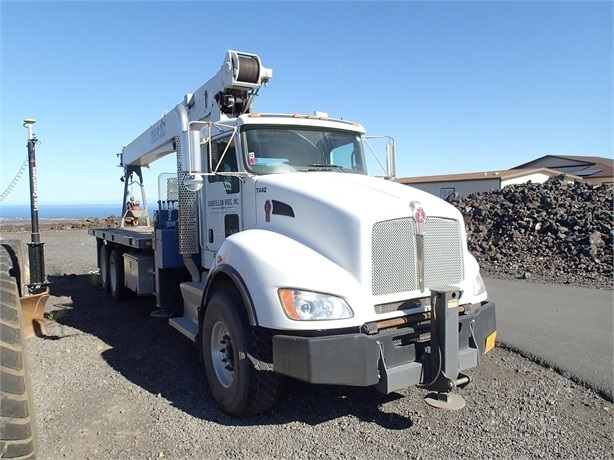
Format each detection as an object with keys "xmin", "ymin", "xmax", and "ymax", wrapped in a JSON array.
[{"xmin": 256, "ymin": 187, "xmax": 267, "ymax": 194}]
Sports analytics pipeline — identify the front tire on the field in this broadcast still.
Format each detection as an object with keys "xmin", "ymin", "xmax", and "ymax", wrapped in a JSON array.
[
  {"xmin": 0, "ymin": 246, "xmax": 38, "ymax": 458},
  {"xmin": 202, "ymin": 289, "xmax": 282, "ymax": 416}
]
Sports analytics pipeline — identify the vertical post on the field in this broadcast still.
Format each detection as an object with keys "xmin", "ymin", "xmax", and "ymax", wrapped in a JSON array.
[
  {"xmin": 385, "ymin": 136, "xmax": 396, "ymax": 179},
  {"xmin": 432, "ymin": 288, "xmax": 460, "ymax": 384},
  {"xmin": 24, "ymin": 118, "xmax": 46, "ymax": 294},
  {"xmin": 424, "ymin": 287, "xmax": 468, "ymax": 410}
]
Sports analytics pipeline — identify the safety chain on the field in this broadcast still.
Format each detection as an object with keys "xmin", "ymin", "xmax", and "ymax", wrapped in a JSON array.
[{"xmin": 0, "ymin": 155, "xmax": 28, "ymax": 203}]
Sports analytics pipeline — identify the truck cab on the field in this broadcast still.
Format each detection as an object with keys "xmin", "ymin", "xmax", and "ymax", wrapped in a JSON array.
[{"xmin": 199, "ymin": 114, "xmax": 368, "ymax": 265}]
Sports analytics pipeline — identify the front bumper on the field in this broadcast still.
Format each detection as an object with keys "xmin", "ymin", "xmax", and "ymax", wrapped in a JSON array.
[{"xmin": 272, "ymin": 300, "xmax": 496, "ymax": 393}]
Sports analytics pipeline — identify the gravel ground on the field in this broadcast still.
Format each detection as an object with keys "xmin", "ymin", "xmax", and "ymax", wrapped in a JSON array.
[{"xmin": 2, "ymin": 229, "xmax": 613, "ymax": 459}]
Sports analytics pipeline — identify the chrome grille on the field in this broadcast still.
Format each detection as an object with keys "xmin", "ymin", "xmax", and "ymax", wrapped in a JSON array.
[
  {"xmin": 374, "ymin": 296, "xmax": 430, "ymax": 314},
  {"xmin": 372, "ymin": 219, "xmax": 417, "ymax": 295},
  {"xmin": 371, "ymin": 217, "xmax": 463, "ymax": 296},
  {"xmin": 423, "ymin": 218, "xmax": 463, "ymax": 288}
]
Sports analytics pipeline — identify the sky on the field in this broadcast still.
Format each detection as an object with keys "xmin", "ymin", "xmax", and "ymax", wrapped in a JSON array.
[{"xmin": 1, "ymin": 0, "xmax": 612, "ymax": 205}]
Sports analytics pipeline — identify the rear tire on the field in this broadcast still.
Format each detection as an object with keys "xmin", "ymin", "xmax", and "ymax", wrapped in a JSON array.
[
  {"xmin": 0, "ymin": 246, "xmax": 38, "ymax": 459},
  {"xmin": 202, "ymin": 289, "xmax": 282, "ymax": 416},
  {"xmin": 99, "ymin": 244, "xmax": 110, "ymax": 293},
  {"xmin": 109, "ymin": 249, "xmax": 126, "ymax": 301}
]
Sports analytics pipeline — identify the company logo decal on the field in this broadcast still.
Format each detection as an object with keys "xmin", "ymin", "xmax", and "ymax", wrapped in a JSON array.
[
  {"xmin": 150, "ymin": 119, "xmax": 166, "ymax": 144},
  {"xmin": 415, "ymin": 207, "xmax": 426, "ymax": 235}
]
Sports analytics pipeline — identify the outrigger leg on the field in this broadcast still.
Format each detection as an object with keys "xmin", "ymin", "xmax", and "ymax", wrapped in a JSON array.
[{"xmin": 424, "ymin": 287, "xmax": 471, "ymax": 410}]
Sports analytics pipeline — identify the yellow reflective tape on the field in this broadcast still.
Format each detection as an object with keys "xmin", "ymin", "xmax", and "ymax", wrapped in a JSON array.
[{"xmin": 485, "ymin": 331, "xmax": 497, "ymax": 353}]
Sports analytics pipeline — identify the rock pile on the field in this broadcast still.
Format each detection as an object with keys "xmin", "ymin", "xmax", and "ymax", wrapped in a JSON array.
[
  {"xmin": 0, "ymin": 215, "xmax": 120, "ymax": 233},
  {"xmin": 447, "ymin": 175, "xmax": 613, "ymax": 289},
  {"xmin": 64, "ymin": 215, "xmax": 120, "ymax": 230}
]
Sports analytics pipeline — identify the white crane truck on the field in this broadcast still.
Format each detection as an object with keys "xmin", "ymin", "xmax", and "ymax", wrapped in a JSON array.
[{"xmin": 89, "ymin": 50, "xmax": 496, "ymax": 416}]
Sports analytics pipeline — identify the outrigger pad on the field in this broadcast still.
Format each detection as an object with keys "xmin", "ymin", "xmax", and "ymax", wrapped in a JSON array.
[{"xmin": 424, "ymin": 392, "xmax": 466, "ymax": 411}]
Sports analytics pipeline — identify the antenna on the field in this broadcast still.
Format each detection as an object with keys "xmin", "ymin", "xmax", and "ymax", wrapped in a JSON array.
[{"xmin": 23, "ymin": 117, "xmax": 47, "ymax": 294}]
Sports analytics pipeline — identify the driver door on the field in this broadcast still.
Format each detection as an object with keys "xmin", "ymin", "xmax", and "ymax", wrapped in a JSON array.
[{"xmin": 204, "ymin": 133, "xmax": 242, "ymax": 258}]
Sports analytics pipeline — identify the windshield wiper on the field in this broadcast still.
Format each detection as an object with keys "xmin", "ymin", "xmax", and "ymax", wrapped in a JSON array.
[{"xmin": 300, "ymin": 164, "xmax": 347, "ymax": 172}]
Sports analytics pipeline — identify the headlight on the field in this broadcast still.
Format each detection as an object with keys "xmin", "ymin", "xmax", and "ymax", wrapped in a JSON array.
[
  {"xmin": 473, "ymin": 273, "xmax": 486, "ymax": 296},
  {"xmin": 278, "ymin": 289, "xmax": 354, "ymax": 320}
]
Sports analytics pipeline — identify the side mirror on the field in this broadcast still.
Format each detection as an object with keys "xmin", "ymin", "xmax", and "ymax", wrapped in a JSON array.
[
  {"xmin": 386, "ymin": 139, "xmax": 396, "ymax": 179},
  {"xmin": 184, "ymin": 176, "xmax": 204, "ymax": 192}
]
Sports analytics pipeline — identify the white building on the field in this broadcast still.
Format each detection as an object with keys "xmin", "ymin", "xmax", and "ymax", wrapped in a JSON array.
[{"xmin": 396, "ymin": 168, "xmax": 582, "ymax": 199}]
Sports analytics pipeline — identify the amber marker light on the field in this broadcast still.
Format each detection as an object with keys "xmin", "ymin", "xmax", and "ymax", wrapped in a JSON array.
[
  {"xmin": 278, "ymin": 288, "xmax": 354, "ymax": 321},
  {"xmin": 278, "ymin": 289, "xmax": 299, "ymax": 320}
]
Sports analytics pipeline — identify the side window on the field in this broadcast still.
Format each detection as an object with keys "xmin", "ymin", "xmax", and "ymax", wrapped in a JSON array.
[
  {"xmin": 440, "ymin": 187, "xmax": 455, "ymax": 200},
  {"xmin": 208, "ymin": 136, "xmax": 239, "ymax": 193}
]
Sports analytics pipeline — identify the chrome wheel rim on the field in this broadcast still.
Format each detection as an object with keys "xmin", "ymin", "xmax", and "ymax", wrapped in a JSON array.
[{"xmin": 211, "ymin": 321, "xmax": 234, "ymax": 388}]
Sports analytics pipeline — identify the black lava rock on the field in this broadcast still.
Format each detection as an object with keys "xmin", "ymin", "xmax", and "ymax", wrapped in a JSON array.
[{"xmin": 447, "ymin": 175, "xmax": 613, "ymax": 289}]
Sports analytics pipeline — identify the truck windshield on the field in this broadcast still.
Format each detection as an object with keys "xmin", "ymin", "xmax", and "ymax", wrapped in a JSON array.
[{"xmin": 242, "ymin": 126, "xmax": 367, "ymax": 175}]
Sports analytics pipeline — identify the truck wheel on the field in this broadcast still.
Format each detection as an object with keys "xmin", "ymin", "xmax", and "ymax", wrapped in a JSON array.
[
  {"xmin": 0, "ymin": 246, "xmax": 38, "ymax": 459},
  {"xmin": 202, "ymin": 289, "xmax": 282, "ymax": 416},
  {"xmin": 109, "ymin": 249, "xmax": 126, "ymax": 301},
  {"xmin": 99, "ymin": 244, "xmax": 110, "ymax": 293}
]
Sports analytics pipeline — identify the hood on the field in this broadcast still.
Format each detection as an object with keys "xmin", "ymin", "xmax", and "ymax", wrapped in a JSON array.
[{"xmin": 251, "ymin": 172, "xmax": 465, "ymax": 284}]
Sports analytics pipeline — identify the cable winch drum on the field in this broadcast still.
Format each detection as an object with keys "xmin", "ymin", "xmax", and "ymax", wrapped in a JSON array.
[{"xmin": 236, "ymin": 56, "xmax": 260, "ymax": 84}]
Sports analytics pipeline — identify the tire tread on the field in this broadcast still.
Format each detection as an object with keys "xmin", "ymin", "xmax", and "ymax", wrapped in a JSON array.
[
  {"xmin": 0, "ymin": 246, "xmax": 37, "ymax": 458},
  {"xmin": 203, "ymin": 288, "xmax": 283, "ymax": 417}
]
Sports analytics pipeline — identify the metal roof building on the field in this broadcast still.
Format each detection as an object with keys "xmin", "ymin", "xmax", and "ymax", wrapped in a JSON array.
[
  {"xmin": 396, "ymin": 168, "xmax": 582, "ymax": 199},
  {"xmin": 511, "ymin": 155, "xmax": 613, "ymax": 186}
]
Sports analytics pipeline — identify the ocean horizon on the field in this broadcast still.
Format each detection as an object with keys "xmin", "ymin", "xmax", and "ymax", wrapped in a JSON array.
[{"xmin": 0, "ymin": 203, "xmax": 154, "ymax": 221}]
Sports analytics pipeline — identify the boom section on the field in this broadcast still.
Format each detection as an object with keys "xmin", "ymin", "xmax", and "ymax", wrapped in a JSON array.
[{"xmin": 121, "ymin": 50, "xmax": 272, "ymax": 167}]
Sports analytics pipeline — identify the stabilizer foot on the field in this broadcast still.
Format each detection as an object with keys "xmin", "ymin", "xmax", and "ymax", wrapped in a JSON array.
[
  {"xmin": 150, "ymin": 309, "xmax": 168, "ymax": 318},
  {"xmin": 424, "ymin": 392, "xmax": 466, "ymax": 410}
]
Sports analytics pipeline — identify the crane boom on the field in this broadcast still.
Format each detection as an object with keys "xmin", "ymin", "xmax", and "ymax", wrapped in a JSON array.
[{"xmin": 121, "ymin": 50, "xmax": 272, "ymax": 167}]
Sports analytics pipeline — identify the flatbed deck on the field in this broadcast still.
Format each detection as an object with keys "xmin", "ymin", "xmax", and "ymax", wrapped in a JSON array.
[{"xmin": 89, "ymin": 226, "xmax": 154, "ymax": 250}]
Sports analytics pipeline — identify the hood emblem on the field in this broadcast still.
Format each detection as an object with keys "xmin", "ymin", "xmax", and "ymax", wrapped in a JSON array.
[{"xmin": 411, "ymin": 202, "xmax": 426, "ymax": 235}]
